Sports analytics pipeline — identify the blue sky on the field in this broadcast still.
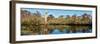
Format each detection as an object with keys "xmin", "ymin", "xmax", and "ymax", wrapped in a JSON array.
[{"xmin": 21, "ymin": 8, "xmax": 92, "ymax": 18}]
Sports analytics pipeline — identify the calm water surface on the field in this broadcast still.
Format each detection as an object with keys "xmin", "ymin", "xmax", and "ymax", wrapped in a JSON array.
[{"xmin": 21, "ymin": 25, "xmax": 92, "ymax": 35}]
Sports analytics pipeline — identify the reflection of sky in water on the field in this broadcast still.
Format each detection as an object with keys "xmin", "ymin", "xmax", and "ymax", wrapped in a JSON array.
[
  {"xmin": 21, "ymin": 8, "xmax": 92, "ymax": 18},
  {"xmin": 49, "ymin": 29, "xmax": 92, "ymax": 34},
  {"xmin": 21, "ymin": 25, "xmax": 92, "ymax": 35},
  {"xmin": 49, "ymin": 26, "xmax": 92, "ymax": 34},
  {"xmin": 49, "ymin": 29, "xmax": 63, "ymax": 34}
]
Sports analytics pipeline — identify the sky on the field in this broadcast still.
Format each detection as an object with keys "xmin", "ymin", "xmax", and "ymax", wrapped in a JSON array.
[{"xmin": 21, "ymin": 8, "xmax": 92, "ymax": 18}]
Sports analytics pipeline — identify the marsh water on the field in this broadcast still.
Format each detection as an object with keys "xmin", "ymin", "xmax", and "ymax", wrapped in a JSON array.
[{"xmin": 21, "ymin": 25, "xmax": 92, "ymax": 35}]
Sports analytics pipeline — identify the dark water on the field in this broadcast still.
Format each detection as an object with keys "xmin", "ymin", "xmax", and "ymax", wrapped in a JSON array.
[{"xmin": 21, "ymin": 25, "xmax": 92, "ymax": 35}]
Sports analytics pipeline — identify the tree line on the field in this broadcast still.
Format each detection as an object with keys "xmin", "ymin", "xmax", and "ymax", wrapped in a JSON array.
[{"xmin": 21, "ymin": 10, "xmax": 92, "ymax": 25}]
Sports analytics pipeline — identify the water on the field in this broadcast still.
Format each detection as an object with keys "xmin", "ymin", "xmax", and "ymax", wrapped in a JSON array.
[{"xmin": 21, "ymin": 25, "xmax": 92, "ymax": 35}]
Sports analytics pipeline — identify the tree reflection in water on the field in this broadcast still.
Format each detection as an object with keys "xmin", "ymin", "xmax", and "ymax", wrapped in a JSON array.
[{"xmin": 21, "ymin": 25, "xmax": 92, "ymax": 35}]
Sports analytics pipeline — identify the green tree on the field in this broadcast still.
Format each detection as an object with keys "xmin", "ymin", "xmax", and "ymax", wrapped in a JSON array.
[
  {"xmin": 33, "ymin": 11, "xmax": 41, "ymax": 17},
  {"xmin": 81, "ymin": 13, "xmax": 91, "ymax": 24}
]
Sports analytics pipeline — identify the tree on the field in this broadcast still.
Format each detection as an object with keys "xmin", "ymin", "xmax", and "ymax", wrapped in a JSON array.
[
  {"xmin": 70, "ymin": 14, "xmax": 77, "ymax": 24},
  {"xmin": 81, "ymin": 13, "xmax": 90, "ymax": 24},
  {"xmin": 59, "ymin": 15, "xmax": 64, "ymax": 18},
  {"xmin": 48, "ymin": 14, "xmax": 54, "ymax": 18},
  {"xmin": 33, "ymin": 11, "xmax": 41, "ymax": 17}
]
